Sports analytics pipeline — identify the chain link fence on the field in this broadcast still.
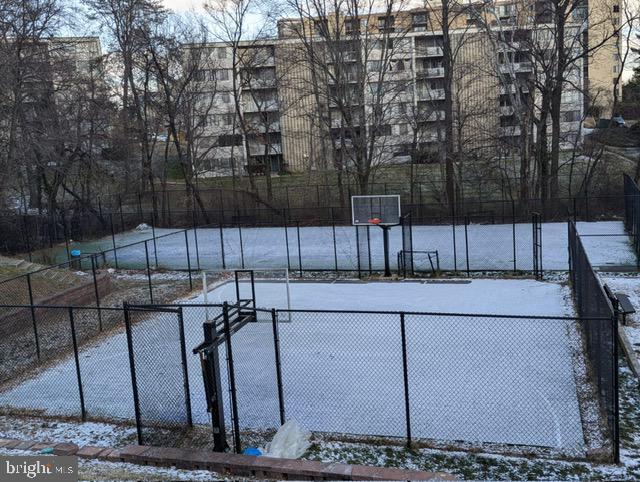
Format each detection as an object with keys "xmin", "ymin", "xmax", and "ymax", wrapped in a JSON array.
[
  {"xmin": 624, "ymin": 174, "xmax": 640, "ymax": 262},
  {"xmin": 125, "ymin": 305, "xmax": 192, "ymax": 446},
  {"xmin": 0, "ymin": 298, "xmax": 619, "ymax": 461},
  {"xmin": 568, "ymin": 220, "xmax": 619, "ymax": 461}
]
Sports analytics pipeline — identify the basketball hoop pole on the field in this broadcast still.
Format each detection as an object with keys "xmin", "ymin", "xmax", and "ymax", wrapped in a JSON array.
[{"xmin": 381, "ymin": 225, "xmax": 391, "ymax": 276}]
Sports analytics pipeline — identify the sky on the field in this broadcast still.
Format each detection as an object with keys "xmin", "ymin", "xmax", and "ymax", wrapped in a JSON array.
[
  {"xmin": 68, "ymin": 0, "xmax": 637, "ymax": 82},
  {"xmin": 163, "ymin": 0, "xmax": 204, "ymax": 10}
]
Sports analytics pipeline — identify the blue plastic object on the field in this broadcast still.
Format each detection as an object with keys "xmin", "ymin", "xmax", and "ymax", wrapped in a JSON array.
[
  {"xmin": 70, "ymin": 249, "xmax": 81, "ymax": 257},
  {"xmin": 243, "ymin": 447, "xmax": 262, "ymax": 456}
]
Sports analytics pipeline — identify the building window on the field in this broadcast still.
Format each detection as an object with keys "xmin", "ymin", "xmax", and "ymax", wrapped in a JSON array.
[
  {"xmin": 345, "ymin": 19, "xmax": 360, "ymax": 34},
  {"xmin": 613, "ymin": 4, "xmax": 620, "ymax": 12},
  {"xmin": 217, "ymin": 134, "xmax": 243, "ymax": 146},
  {"xmin": 217, "ymin": 47, "xmax": 227, "ymax": 59},
  {"xmin": 370, "ymin": 124, "xmax": 392, "ymax": 136},
  {"xmin": 378, "ymin": 16, "xmax": 395, "ymax": 31},
  {"xmin": 562, "ymin": 110, "xmax": 581, "ymax": 122},
  {"xmin": 368, "ymin": 60, "xmax": 382, "ymax": 72},
  {"xmin": 314, "ymin": 20, "xmax": 328, "ymax": 36},
  {"xmin": 373, "ymin": 39, "xmax": 393, "ymax": 50},
  {"xmin": 412, "ymin": 12, "xmax": 428, "ymax": 30},
  {"xmin": 216, "ymin": 157, "xmax": 232, "ymax": 168},
  {"xmin": 221, "ymin": 92, "xmax": 230, "ymax": 103},
  {"xmin": 218, "ymin": 113, "xmax": 234, "ymax": 126},
  {"xmin": 398, "ymin": 124, "xmax": 409, "ymax": 135},
  {"xmin": 215, "ymin": 69, "xmax": 230, "ymax": 81}
]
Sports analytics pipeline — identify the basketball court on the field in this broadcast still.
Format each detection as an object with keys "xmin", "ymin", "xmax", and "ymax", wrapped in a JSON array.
[{"xmin": 0, "ymin": 195, "xmax": 613, "ymax": 458}]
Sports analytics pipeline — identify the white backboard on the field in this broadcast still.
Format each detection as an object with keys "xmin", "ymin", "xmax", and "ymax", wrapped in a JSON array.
[{"xmin": 351, "ymin": 195, "xmax": 401, "ymax": 226}]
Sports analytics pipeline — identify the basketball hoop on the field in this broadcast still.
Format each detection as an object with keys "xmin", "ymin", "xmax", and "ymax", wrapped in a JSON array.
[{"xmin": 368, "ymin": 217, "xmax": 381, "ymax": 225}]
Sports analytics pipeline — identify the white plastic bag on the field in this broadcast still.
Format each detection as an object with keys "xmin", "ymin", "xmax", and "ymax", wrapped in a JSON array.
[
  {"xmin": 262, "ymin": 420, "xmax": 311, "ymax": 459},
  {"xmin": 135, "ymin": 223, "xmax": 151, "ymax": 231}
]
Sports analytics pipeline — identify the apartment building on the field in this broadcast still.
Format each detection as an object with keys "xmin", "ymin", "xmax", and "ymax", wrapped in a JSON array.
[
  {"xmin": 0, "ymin": 36, "xmax": 103, "ymax": 157},
  {"xmin": 190, "ymin": 1, "xmax": 620, "ymax": 177}
]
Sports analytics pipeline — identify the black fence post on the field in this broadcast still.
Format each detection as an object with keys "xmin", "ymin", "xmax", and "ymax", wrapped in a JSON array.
[
  {"xmin": 90, "ymin": 255, "xmax": 103, "ymax": 331},
  {"xmin": 464, "ymin": 216, "xmax": 470, "ymax": 276},
  {"xmin": 109, "ymin": 214, "xmax": 119, "ymax": 269},
  {"xmin": 118, "ymin": 195, "xmax": 125, "ymax": 232},
  {"xmin": 296, "ymin": 221, "xmax": 302, "ymax": 277},
  {"xmin": 26, "ymin": 273, "xmax": 40, "ymax": 360},
  {"xmin": 177, "ymin": 306, "xmax": 193, "ymax": 427},
  {"xmin": 219, "ymin": 224, "xmax": 226, "ymax": 270},
  {"xmin": 332, "ymin": 222, "xmax": 338, "ymax": 272},
  {"xmin": 613, "ymin": 313, "xmax": 620, "ymax": 463},
  {"xmin": 144, "ymin": 241, "xmax": 154, "ymax": 304},
  {"xmin": 124, "ymin": 303, "xmax": 143, "ymax": 445},
  {"xmin": 512, "ymin": 200, "xmax": 517, "ymax": 272},
  {"xmin": 137, "ymin": 193, "xmax": 143, "ymax": 225},
  {"xmin": 151, "ymin": 219, "xmax": 159, "ymax": 269},
  {"xmin": 192, "ymin": 210, "xmax": 201, "ymax": 271},
  {"xmin": 63, "ymin": 218, "xmax": 71, "ymax": 264},
  {"xmin": 238, "ymin": 225, "xmax": 245, "ymax": 269},
  {"xmin": 68, "ymin": 307, "xmax": 86, "ymax": 421},
  {"xmin": 271, "ymin": 309, "xmax": 286, "ymax": 426},
  {"xmin": 284, "ymin": 223, "xmax": 291, "ymax": 271},
  {"xmin": 222, "ymin": 302, "xmax": 242, "ymax": 453},
  {"xmin": 366, "ymin": 226, "xmax": 372, "ymax": 275},
  {"xmin": 184, "ymin": 230, "xmax": 193, "ymax": 290},
  {"xmin": 452, "ymin": 213, "xmax": 457, "ymax": 273},
  {"xmin": 356, "ymin": 226, "xmax": 362, "ymax": 279},
  {"xmin": 400, "ymin": 313, "xmax": 412, "ymax": 448}
]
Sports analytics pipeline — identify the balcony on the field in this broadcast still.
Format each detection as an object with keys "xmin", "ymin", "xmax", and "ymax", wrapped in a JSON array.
[
  {"xmin": 424, "ymin": 110, "xmax": 445, "ymax": 122},
  {"xmin": 499, "ymin": 125, "xmax": 521, "ymax": 136},
  {"xmin": 247, "ymin": 120, "xmax": 281, "ymax": 132},
  {"xmin": 498, "ymin": 62, "xmax": 533, "ymax": 74},
  {"xmin": 416, "ymin": 67, "xmax": 445, "ymax": 79},
  {"xmin": 418, "ymin": 88, "xmax": 445, "ymax": 101},
  {"xmin": 248, "ymin": 142, "xmax": 282, "ymax": 156},
  {"xmin": 415, "ymin": 46, "xmax": 443, "ymax": 57},
  {"xmin": 242, "ymin": 99, "xmax": 279, "ymax": 113},
  {"xmin": 499, "ymin": 84, "xmax": 517, "ymax": 94},
  {"xmin": 497, "ymin": 41, "xmax": 525, "ymax": 51},
  {"xmin": 499, "ymin": 105, "xmax": 515, "ymax": 116},
  {"xmin": 418, "ymin": 132, "xmax": 440, "ymax": 143},
  {"xmin": 244, "ymin": 78, "xmax": 277, "ymax": 90}
]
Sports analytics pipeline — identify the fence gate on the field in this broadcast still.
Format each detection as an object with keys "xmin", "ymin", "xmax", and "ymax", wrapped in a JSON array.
[
  {"xmin": 532, "ymin": 212, "xmax": 542, "ymax": 279},
  {"xmin": 399, "ymin": 213, "xmax": 414, "ymax": 277},
  {"xmin": 124, "ymin": 303, "xmax": 192, "ymax": 446}
]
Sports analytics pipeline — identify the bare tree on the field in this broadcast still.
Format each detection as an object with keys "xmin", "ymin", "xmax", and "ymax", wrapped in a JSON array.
[
  {"xmin": 283, "ymin": 0, "xmax": 416, "ymax": 196},
  {"xmin": 85, "ymin": 0, "xmax": 166, "ymax": 201}
]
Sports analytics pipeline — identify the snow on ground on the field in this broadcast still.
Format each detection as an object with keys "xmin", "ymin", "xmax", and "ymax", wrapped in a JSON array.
[
  {"xmin": 43, "ymin": 221, "xmax": 635, "ymax": 272},
  {"xmin": 0, "ymin": 279, "xmax": 586, "ymax": 454},
  {"xmin": 599, "ymin": 275, "xmax": 640, "ymax": 360},
  {"xmin": 0, "ymin": 418, "xmax": 135, "ymax": 447},
  {"xmin": 206, "ymin": 278, "xmax": 575, "ymax": 315}
]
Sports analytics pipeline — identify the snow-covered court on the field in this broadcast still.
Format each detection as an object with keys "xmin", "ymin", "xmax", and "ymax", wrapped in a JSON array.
[
  {"xmin": 0, "ymin": 279, "xmax": 590, "ymax": 454},
  {"xmin": 43, "ymin": 220, "xmax": 634, "ymax": 272}
]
